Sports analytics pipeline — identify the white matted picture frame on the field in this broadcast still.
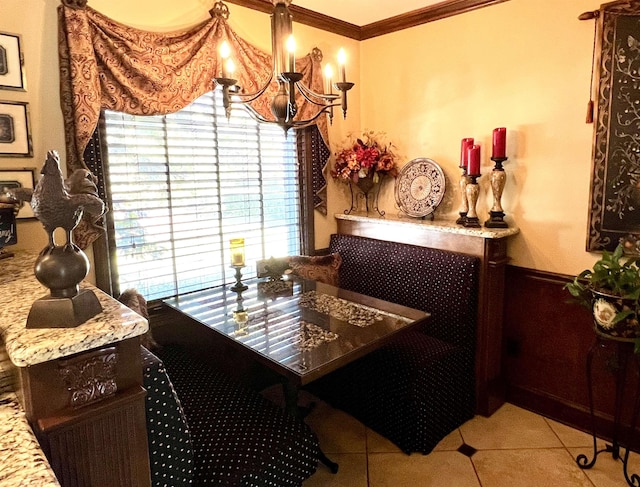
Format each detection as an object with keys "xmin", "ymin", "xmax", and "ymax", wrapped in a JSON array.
[
  {"xmin": 0, "ymin": 101, "xmax": 33, "ymax": 157},
  {"xmin": 0, "ymin": 32, "xmax": 26, "ymax": 91},
  {"xmin": 0, "ymin": 168, "xmax": 35, "ymax": 219}
]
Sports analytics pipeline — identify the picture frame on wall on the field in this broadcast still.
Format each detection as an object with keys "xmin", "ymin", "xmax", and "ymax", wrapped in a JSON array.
[
  {"xmin": 0, "ymin": 168, "xmax": 35, "ymax": 219},
  {"xmin": 0, "ymin": 101, "xmax": 33, "ymax": 157},
  {"xmin": 0, "ymin": 32, "xmax": 26, "ymax": 91}
]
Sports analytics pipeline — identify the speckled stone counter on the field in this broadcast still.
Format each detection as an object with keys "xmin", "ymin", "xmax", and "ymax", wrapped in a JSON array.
[
  {"xmin": 0, "ymin": 251, "xmax": 148, "ymax": 367},
  {"xmin": 0, "ymin": 392, "xmax": 60, "ymax": 486},
  {"xmin": 0, "ymin": 250, "xmax": 150, "ymax": 486},
  {"xmin": 335, "ymin": 212, "xmax": 520, "ymax": 239}
]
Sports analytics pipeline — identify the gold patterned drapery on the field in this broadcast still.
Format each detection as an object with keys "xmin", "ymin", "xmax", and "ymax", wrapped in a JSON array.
[
  {"xmin": 57, "ymin": 0, "xmax": 330, "ymax": 247},
  {"xmin": 58, "ymin": 0, "xmax": 329, "ymax": 173}
]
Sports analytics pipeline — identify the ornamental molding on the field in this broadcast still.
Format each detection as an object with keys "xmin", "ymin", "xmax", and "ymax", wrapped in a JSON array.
[{"xmin": 59, "ymin": 347, "xmax": 118, "ymax": 408}]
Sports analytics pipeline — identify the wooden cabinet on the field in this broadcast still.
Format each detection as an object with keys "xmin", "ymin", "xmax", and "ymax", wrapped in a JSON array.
[
  {"xmin": 1, "ymin": 252, "xmax": 151, "ymax": 486},
  {"xmin": 17, "ymin": 339, "xmax": 150, "ymax": 487},
  {"xmin": 335, "ymin": 214, "xmax": 518, "ymax": 416}
]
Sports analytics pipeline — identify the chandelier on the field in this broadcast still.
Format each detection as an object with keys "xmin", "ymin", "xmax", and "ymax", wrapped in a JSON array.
[{"xmin": 213, "ymin": 0, "xmax": 354, "ymax": 133}]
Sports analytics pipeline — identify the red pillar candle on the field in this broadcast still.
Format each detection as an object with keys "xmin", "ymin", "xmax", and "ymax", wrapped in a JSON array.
[
  {"xmin": 467, "ymin": 144, "xmax": 481, "ymax": 176},
  {"xmin": 492, "ymin": 127, "xmax": 507, "ymax": 159},
  {"xmin": 460, "ymin": 138, "xmax": 474, "ymax": 168}
]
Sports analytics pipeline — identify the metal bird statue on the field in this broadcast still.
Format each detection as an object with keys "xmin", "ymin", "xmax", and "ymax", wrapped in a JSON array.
[
  {"xmin": 25, "ymin": 150, "xmax": 105, "ymax": 328},
  {"xmin": 30, "ymin": 150, "xmax": 104, "ymax": 249}
]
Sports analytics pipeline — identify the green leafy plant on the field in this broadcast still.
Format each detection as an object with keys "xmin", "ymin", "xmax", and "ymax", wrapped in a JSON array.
[{"xmin": 565, "ymin": 244, "xmax": 640, "ymax": 350}]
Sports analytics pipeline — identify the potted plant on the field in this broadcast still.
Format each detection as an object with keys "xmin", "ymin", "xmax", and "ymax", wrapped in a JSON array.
[{"xmin": 565, "ymin": 243, "xmax": 640, "ymax": 347}]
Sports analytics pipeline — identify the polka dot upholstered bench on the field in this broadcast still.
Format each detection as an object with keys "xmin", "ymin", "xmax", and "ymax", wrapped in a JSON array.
[
  {"xmin": 309, "ymin": 233, "xmax": 480, "ymax": 455},
  {"xmin": 144, "ymin": 345, "xmax": 320, "ymax": 486},
  {"xmin": 142, "ymin": 346, "xmax": 195, "ymax": 486}
]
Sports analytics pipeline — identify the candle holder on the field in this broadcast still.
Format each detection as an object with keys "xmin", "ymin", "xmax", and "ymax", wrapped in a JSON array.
[
  {"xmin": 463, "ymin": 175, "xmax": 481, "ymax": 228},
  {"xmin": 230, "ymin": 265, "xmax": 248, "ymax": 293},
  {"xmin": 456, "ymin": 169, "xmax": 471, "ymax": 225},
  {"xmin": 232, "ymin": 290, "xmax": 249, "ymax": 336},
  {"xmin": 484, "ymin": 156, "xmax": 509, "ymax": 228}
]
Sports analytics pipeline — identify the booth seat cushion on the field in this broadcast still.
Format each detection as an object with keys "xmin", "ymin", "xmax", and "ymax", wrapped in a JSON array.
[
  {"xmin": 155, "ymin": 345, "xmax": 319, "ymax": 487},
  {"xmin": 141, "ymin": 346, "xmax": 195, "ymax": 486},
  {"xmin": 310, "ymin": 331, "xmax": 471, "ymax": 454}
]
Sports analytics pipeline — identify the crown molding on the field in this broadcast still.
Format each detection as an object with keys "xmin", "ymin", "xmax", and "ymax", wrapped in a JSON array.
[
  {"xmin": 225, "ymin": 0, "xmax": 361, "ymax": 39},
  {"xmin": 360, "ymin": 0, "xmax": 509, "ymax": 39},
  {"xmin": 225, "ymin": 0, "xmax": 509, "ymax": 41}
]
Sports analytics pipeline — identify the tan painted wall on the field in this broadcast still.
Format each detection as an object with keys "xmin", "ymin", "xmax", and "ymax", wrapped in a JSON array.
[
  {"xmin": 2, "ymin": 0, "xmax": 607, "ymax": 279},
  {"xmin": 360, "ymin": 0, "xmax": 602, "ymax": 275}
]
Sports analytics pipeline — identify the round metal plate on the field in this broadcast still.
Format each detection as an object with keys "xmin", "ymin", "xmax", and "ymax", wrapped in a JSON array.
[{"xmin": 394, "ymin": 158, "xmax": 446, "ymax": 218}]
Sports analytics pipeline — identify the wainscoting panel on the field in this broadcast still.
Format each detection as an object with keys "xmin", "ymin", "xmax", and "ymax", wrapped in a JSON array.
[{"xmin": 504, "ymin": 265, "xmax": 640, "ymax": 442}]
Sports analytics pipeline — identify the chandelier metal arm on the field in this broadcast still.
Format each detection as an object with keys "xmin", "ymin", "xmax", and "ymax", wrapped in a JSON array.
[
  {"xmin": 294, "ymin": 81, "xmax": 339, "ymax": 104},
  {"xmin": 241, "ymin": 99, "xmax": 335, "ymax": 130},
  {"xmin": 215, "ymin": 72, "xmax": 274, "ymax": 104}
]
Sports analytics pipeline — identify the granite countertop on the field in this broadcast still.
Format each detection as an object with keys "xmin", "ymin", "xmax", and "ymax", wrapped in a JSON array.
[
  {"xmin": 335, "ymin": 213, "xmax": 520, "ymax": 239},
  {"xmin": 0, "ymin": 251, "xmax": 148, "ymax": 367},
  {"xmin": 0, "ymin": 392, "xmax": 59, "ymax": 486}
]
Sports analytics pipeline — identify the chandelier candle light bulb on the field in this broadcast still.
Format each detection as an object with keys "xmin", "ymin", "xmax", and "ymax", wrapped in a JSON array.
[
  {"xmin": 286, "ymin": 35, "xmax": 296, "ymax": 72},
  {"xmin": 324, "ymin": 64, "xmax": 333, "ymax": 94},
  {"xmin": 226, "ymin": 59, "xmax": 236, "ymax": 76},
  {"xmin": 338, "ymin": 48, "xmax": 347, "ymax": 83},
  {"xmin": 220, "ymin": 41, "xmax": 231, "ymax": 78}
]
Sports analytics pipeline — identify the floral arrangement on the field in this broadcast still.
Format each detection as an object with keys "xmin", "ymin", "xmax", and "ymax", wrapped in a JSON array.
[{"xmin": 331, "ymin": 131, "xmax": 398, "ymax": 184}]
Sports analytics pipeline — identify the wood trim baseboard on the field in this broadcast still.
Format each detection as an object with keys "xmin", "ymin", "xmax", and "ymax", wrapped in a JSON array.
[{"xmin": 225, "ymin": 0, "xmax": 510, "ymax": 41}]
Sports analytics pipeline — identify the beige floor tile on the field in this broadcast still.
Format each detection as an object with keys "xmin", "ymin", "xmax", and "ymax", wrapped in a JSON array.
[
  {"xmin": 433, "ymin": 428, "xmax": 464, "ymax": 452},
  {"xmin": 305, "ymin": 400, "xmax": 367, "ymax": 453},
  {"xmin": 367, "ymin": 427, "xmax": 403, "ymax": 453},
  {"xmin": 569, "ymin": 445, "xmax": 640, "ymax": 487},
  {"xmin": 460, "ymin": 403, "xmax": 563, "ymax": 450},
  {"xmin": 303, "ymin": 453, "xmax": 368, "ymax": 487},
  {"xmin": 368, "ymin": 451, "xmax": 480, "ymax": 487},
  {"xmin": 366, "ymin": 425, "xmax": 463, "ymax": 454},
  {"xmin": 546, "ymin": 418, "xmax": 595, "ymax": 448},
  {"xmin": 473, "ymin": 449, "xmax": 594, "ymax": 487}
]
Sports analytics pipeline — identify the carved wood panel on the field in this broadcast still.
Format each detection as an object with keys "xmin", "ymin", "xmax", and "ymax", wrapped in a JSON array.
[{"xmin": 58, "ymin": 347, "xmax": 117, "ymax": 408}]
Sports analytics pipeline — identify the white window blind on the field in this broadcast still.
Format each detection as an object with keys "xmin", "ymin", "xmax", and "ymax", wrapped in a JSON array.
[{"xmin": 103, "ymin": 91, "xmax": 300, "ymax": 301}]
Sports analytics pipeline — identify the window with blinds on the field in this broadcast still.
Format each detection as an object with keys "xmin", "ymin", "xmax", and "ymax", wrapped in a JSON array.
[{"xmin": 103, "ymin": 91, "xmax": 301, "ymax": 301}]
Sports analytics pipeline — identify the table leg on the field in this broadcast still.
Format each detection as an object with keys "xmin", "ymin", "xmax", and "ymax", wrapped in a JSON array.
[{"xmin": 281, "ymin": 380, "xmax": 339, "ymax": 474}]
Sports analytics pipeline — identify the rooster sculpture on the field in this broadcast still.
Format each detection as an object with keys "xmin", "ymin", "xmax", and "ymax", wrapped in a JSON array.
[{"xmin": 30, "ymin": 151, "xmax": 105, "ymax": 249}]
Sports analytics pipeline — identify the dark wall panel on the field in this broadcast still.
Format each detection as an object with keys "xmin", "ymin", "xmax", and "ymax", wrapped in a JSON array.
[{"xmin": 504, "ymin": 265, "xmax": 639, "ymax": 441}]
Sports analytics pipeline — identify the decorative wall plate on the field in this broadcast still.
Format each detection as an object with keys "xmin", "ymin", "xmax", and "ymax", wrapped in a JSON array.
[{"xmin": 395, "ymin": 158, "xmax": 445, "ymax": 218}]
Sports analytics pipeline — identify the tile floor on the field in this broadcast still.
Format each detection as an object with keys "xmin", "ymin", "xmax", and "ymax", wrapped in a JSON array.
[{"xmin": 299, "ymin": 397, "xmax": 640, "ymax": 487}]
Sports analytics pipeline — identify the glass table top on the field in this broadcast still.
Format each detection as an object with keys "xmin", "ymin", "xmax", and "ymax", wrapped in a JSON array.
[{"xmin": 164, "ymin": 279, "xmax": 428, "ymax": 384}]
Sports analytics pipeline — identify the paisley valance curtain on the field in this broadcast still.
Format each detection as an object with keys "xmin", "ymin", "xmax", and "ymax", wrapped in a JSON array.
[{"xmin": 57, "ymin": 0, "xmax": 330, "ymax": 174}]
